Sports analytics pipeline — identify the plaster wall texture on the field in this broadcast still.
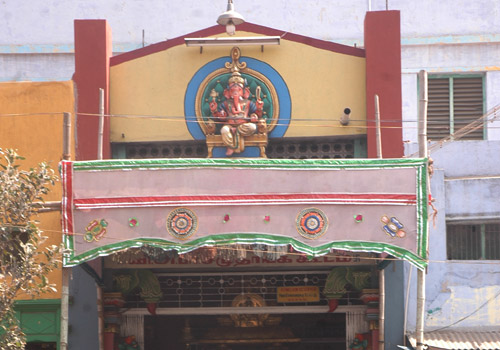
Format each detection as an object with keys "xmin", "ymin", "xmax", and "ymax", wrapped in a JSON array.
[
  {"xmin": 445, "ymin": 177, "xmax": 500, "ymax": 220},
  {"xmin": 0, "ymin": 80, "xmax": 75, "ymax": 300},
  {"xmin": 0, "ymin": 53, "xmax": 74, "ymax": 82},
  {"xmin": 404, "ymin": 168, "xmax": 500, "ymax": 332},
  {"xmin": 402, "ymin": 43, "xmax": 500, "ymax": 73},
  {"xmin": 403, "ymin": 48, "xmax": 500, "ymax": 329},
  {"xmin": 1, "ymin": 0, "xmax": 499, "ymax": 81},
  {"xmin": 1, "ymin": 1, "xmax": 499, "ymax": 47},
  {"xmin": 486, "ymin": 71, "xmax": 500, "ymax": 140},
  {"xmin": 405, "ymin": 141, "xmax": 500, "ymax": 177}
]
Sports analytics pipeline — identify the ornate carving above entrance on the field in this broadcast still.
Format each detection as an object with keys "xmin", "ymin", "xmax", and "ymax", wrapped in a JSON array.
[
  {"xmin": 195, "ymin": 47, "xmax": 279, "ymax": 157},
  {"xmin": 184, "ymin": 47, "xmax": 291, "ymax": 157}
]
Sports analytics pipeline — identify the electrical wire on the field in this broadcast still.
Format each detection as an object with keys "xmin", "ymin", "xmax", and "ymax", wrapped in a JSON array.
[
  {"xmin": 2, "ymin": 110, "xmax": 500, "ymax": 129},
  {"xmin": 3, "ymin": 105, "xmax": 500, "ymax": 265},
  {"xmin": 426, "ymin": 287, "xmax": 500, "ymax": 333}
]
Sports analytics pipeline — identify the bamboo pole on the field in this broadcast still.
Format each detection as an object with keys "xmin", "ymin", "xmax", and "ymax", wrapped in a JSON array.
[
  {"xmin": 379, "ymin": 268, "xmax": 385, "ymax": 350},
  {"xmin": 375, "ymin": 95, "xmax": 382, "ymax": 159},
  {"xmin": 33, "ymin": 201, "xmax": 62, "ymax": 213},
  {"xmin": 375, "ymin": 94, "xmax": 385, "ymax": 350},
  {"xmin": 97, "ymin": 89, "xmax": 105, "ymax": 350},
  {"xmin": 63, "ymin": 112, "xmax": 71, "ymax": 161},
  {"xmin": 97, "ymin": 88, "xmax": 104, "ymax": 160},
  {"xmin": 60, "ymin": 268, "xmax": 70, "ymax": 350},
  {"xmin": 416, "ymin": 70, "xmax": 428, "ymax": 350},
  {"xmin": 60, "ymin": 112, "xmax": 71, "ymax": 350}
]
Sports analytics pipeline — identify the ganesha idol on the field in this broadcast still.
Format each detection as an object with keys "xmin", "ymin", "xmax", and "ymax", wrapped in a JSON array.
[{"xmin": 209, "ymin": 70, "xmax": 266, "ymax": 156}]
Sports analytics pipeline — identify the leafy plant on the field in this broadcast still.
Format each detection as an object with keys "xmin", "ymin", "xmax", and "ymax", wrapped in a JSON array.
[{"xmin": 0, "ymin": 148, "xmax": 62, "ymax": 350}]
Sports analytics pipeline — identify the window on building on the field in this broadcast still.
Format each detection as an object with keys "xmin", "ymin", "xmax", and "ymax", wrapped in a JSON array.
[
  {"xmin": 427, "ymin": 76, "xmax": 484, "ymax": 140},
  {"xmin": 446, "ymin": 222, "xmax": 500, "ymax": 260}
]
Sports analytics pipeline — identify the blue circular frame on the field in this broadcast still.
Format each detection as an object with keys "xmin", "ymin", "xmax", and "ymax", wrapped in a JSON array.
[{"xmin": 184, "ymin": 56, "xmax": 291, "ymax": 140}]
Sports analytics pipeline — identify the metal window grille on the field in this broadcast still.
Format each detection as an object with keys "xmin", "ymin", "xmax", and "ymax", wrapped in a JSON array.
[
  {"xmin": 126, "ymin": 141, "xmax": 208, "ymax": 159},
  {"xmin": 446, "ymin": 223, "xmax": 500, "ymax": 260},
  {"xmin": 124, "ymin": 138, "xmax": 357, "ymax": 159},
  {"xmin": 267, "ymin": 138, "xmax": 355, "ymax": 159},
  {"xmin": 122, "ymin": 271, "xmax": 365, "ymax": 309},
  {"xmin": 485, "ymin": 224, "xmax": 500, "ymax": 260},
  {"xmin": 427, "ymin": 76, "xmax": 484, "ymax": 141}
]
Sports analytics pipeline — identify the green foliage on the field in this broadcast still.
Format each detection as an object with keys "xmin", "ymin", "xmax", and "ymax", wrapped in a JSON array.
[{"xmin": 0, "ymin": 148, "xmax": 62, "ymax": 350}]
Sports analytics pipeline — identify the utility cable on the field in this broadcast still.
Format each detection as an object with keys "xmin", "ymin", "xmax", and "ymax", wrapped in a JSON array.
[{"xmin": 426, "ymin": 287, "xmax": 500, "ymax": 333}]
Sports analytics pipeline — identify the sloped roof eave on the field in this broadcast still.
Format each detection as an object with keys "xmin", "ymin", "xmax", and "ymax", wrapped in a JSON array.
[{"xmin": 110, "ymin": 22, "xmax": 365, "ymax": 67}]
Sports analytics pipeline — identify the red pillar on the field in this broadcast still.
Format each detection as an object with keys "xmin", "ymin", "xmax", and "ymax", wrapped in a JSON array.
[
  {"xmin": 73, "ymin": 20, "xmax": 112, "ymax": 160},
  {"xmin": 364, "ymin": 11, "xmax": 403, "ymax": 158}
]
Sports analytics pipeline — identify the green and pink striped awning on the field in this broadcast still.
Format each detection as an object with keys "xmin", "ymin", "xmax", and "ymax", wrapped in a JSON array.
[{"xmin": 61, "ymin": 158, "xmax": 429, "ymax": 269}]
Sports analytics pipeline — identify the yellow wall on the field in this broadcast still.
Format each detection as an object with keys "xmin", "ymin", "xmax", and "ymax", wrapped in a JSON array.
[
  {"xmin": 110, "ymin": 31, "xmax": 366, "ymax": 142},
  {"xmin": 0, "ymin": 81, "xmax": 75, "ymax": 299}
]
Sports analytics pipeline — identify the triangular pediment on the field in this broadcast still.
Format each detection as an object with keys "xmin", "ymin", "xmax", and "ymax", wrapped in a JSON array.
[{"xmin": 111, "ymin": 22, "xmax": 364, "ymax": 66}]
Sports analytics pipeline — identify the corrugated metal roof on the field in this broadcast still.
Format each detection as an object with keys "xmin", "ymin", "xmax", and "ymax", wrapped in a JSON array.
[{"xmin": 408, "ymin": 331, "xmax": 500, "ymax": 350}]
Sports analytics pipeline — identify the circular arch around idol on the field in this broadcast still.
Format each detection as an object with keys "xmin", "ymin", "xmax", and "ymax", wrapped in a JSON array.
[{"xmin": 184, "ymin": 54, "xmax": 291, "ymax": 140}]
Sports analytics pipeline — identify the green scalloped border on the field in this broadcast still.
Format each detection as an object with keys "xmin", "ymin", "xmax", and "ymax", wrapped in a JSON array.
[
  {"xmin": 63, "ymin": 158, "xmax": 429, "ymax": 270},
  {"xmin": 64, "ymin": 233, "xmax": 427, "ymax": 270}
]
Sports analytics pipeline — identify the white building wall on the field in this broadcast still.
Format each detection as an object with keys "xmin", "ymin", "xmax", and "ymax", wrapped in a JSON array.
[
  {"xmin": 2, "ymin": 1, "xmax": 500, "ymax": 80},
  {"xmin": 2, "ymin": 0, "xmax": 499, "ymax": 337},
  {"xmin": 396, "ymin": 7, "xmax": 500, "ymax": 336}
]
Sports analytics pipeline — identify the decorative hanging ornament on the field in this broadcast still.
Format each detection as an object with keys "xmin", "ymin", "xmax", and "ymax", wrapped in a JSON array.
[
  {"xmin": 84, "ymin": 219, "xmax": 108, "ymax": 242},
  {"xmin": 328, "ymin": 298, "xmax": 339, "ymax": 313},
  {"xmin": 128, "ymin": 217, "xmax": 139, "ymax": 227},
  {"xmin": 380, "ymin": 215, "xmax": 406, "ymax": 238},
  {"xmin": 296, "ymin": 208, "xmax": 328, "ymax": 239},
  {"xmin": 354, "ymin": 214, "xmax": 363, "ymax": 223},
  {"xmin": 166, "ymin": 207, "xmax": 198, "ymax": 240}
]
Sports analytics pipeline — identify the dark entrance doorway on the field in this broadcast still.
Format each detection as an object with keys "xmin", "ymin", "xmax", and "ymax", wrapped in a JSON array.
[
  {"xmin": 25, "ymin": 343, "xmax": 57, "ymax": 350},
  {"xmin": 144, "ymin": 313, "xmax": 346, "ymax": 350}
]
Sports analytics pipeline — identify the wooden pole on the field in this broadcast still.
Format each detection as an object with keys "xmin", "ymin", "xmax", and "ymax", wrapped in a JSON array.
[
  {"xmin": 63, "ymin": 112, "xmax": 71, "ymax": 161},
  {"xmin": 375, "ymin": 95, "xmax": 382, "ymax": 159},
  {"xmin": 97, "ymin": 286, "xmax": 104, "ymax": 350},
  {"xmin": 375, "ymin": 94, "xmax": 385, "ymax": 350},
  {"xmin": 96, "ymin": 89, "xmax": 106, "ymax": 350},
  {"xmin": 60, "ymin": 112, "xmax": 71, "ymax": 350},
  {"xmin": 97, "ymin": 88, "xmax": 104, "ymax": 160},
  {"xmin": 416, "ymin": 70, "xmax": 428, "ymax": 350},
  {"xmin": 379, "ymin": 267, "xmax": 385, "ymax": 350},
  {"xmin": 60, "ymin": 268, "xmax": 70, "ymax": 350}
]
